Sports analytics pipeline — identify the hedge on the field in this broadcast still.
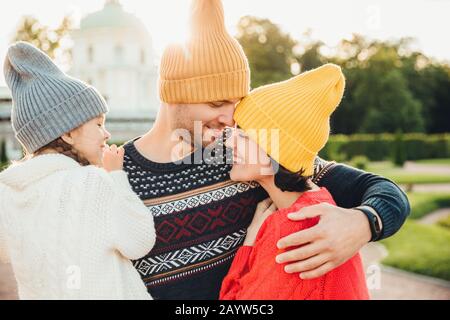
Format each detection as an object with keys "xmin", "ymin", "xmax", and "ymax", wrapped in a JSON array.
[
  {"xmin": 319, "ymin": 133, "xmax": 450, "ymax": 162},
  {"xmin": 0, "ymin": 139, "xmax": 7, "ymax": 171}
]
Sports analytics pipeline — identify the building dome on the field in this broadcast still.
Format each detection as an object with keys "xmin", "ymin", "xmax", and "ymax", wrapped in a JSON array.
[
  {"xmin": 71, "ymin": 0, "xmax": 159, "ymax": 120},
  {"xmin": 80, "ymin": 0, "xmax": 147, "ymax": 34}
]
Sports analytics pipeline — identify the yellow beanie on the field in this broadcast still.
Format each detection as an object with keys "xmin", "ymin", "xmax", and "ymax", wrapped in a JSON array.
[
  {"xmin": 234, "ymin": 63, "xmax": 345, "ymax": 176},
  {"xmin": 159, "ymin": 0, "xmax": 250, "ymax": 104}
]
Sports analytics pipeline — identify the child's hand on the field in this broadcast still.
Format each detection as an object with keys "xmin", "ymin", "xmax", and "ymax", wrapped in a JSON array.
[
  {"xmin": 102, "ymin": 144, "xmax": 125, "ymax": 172},
  {"xmin": 244, "ymin": 198, "xmax": 277, "ymax": 246}
]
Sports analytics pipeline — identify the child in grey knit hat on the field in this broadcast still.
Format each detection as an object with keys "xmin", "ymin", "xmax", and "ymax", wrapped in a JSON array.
[
  {"xmin": 4, "ymin": 41, "xmax": 113, "ymax": 167},
  {"xmin": 0, "ymin": 42, "xmax": 155, "ymax": 299}
]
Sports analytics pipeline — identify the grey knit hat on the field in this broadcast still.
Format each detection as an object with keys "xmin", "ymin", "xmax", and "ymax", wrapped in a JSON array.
[{"xmin": 3, "ymin": 41, "xmax": 109, "ymax": 153}]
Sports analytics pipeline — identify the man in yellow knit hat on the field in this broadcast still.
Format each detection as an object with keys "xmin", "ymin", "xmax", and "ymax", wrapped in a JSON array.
[
  {"xmin": 122, "ymin": 0, "xmax": 409, "ymax": 300},
  {"xmin": 157, "ymin": 0, "xmax": 250, "ymax": 147},
  {"xmin": 159, "ymin": 0, "xmax": 250, "ymax": 104}
]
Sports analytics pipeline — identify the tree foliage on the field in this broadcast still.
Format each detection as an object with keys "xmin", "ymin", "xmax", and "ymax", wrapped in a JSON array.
[
  {"xmin": 237, "ymin": 16, "xmax": 296, "ymax": 88},
  {"xmin": 237, "ymin": 17, "xmax": 450, "ymax": 134},
  {"xmin": 12, "ymin": 15, "xmax": 73, "ymax": 61}
]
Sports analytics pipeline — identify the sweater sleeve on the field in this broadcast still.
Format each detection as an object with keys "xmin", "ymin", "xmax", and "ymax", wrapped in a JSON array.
[
  {"xmin": 313, "ymin": 157, "xmax": 411, "ymax": 240},
  {"xmin": 0, "ymin": 188, "xmax": 10, "ymax": 264},
  {"xmin": 0, "ymin": 217, "xmax": 10, "ymax": 264},
  {"xmin": 107, "ymin": 170, "xmax": 156, "ymax": 260},
  {"xmin": 220, "ymin": 214, "xmax": 278, "ymax": 300},
  {"xmin": 220, "ymin": 246, "xmax": 253, "ymax": 300}
]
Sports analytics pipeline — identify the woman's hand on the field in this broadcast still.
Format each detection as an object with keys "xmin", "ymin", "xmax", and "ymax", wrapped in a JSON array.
[
  {"xmin": 102, "ymin": 144, "xmax": 125, "ymax": 172},
  {"xmin": 244, "ymin": 198, "xmax": 277, "ymax": 246}
]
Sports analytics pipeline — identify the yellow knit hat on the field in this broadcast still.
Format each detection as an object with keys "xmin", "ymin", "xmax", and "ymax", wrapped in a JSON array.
[
  {"xmin": 234, "ymin": 63, "xmax": 345, "ymax": 176},
  {"xmin": 159, "ymin": 0, "xmax": 250, "ymax": 104}
]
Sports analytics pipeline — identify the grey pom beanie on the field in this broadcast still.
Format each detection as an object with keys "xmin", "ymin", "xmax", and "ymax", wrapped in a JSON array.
[{"xmin": 3, "ymin": 41, "xmax": 109, "ymax": 153}]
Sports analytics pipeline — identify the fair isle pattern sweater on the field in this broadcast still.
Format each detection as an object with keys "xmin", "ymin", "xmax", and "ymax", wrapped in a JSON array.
[
  {"xmin": 123, "ymin": 138, "xmax": 267, "ymax": 300},
  {"xmin": 123, "ymin": 138, "xmax": 409, "ymax": 300}
]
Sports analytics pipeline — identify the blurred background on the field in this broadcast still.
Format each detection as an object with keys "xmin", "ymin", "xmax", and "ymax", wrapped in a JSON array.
[{"xmin": 1, "ymin": 0, "xmax": 449, "ymax": 300}]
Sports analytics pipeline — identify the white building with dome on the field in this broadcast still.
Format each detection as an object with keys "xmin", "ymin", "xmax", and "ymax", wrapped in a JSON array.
[{"xmin": 70, "ymin": 0, "xmax": 159, "ymax": 120}]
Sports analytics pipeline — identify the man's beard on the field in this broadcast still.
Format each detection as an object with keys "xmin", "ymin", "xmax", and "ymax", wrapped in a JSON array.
[
  {"xmin": 184, "ymin": 126, "xmax": 230, "ymax": 164},
  {"xmin": 172, "ymin": 113, "xmax": 224, "ymax": 152},
  {"xmin": 185, "ymin": 124, "xmax": 222, "ymax": 148}
]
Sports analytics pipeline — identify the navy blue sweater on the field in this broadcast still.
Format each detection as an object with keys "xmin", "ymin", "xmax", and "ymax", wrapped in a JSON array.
[{"xmin": 312, "ymin": 159, "xmax": 410, "ymax": 239}]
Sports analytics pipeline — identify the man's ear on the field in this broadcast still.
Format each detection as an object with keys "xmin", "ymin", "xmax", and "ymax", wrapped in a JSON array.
[{"xmin": 61, "ymin": 132, "xmax": 75, "ymax": 146}]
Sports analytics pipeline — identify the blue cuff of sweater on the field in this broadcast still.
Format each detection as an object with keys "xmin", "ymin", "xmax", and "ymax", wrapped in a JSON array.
[{"xmin": 362, "ymin": 197, "xmax": 406, "ymax": 240}]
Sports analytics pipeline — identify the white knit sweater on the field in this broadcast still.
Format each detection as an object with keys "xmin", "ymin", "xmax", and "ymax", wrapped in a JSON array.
[{"xmin": 0, "ymin": 154, "xmax": 155, "ymax": 300}]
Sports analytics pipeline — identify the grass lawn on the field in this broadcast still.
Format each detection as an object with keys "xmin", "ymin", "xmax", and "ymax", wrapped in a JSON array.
[
  {"xmin": 389, "ymin": 175, "xmax": 450, "ymax": 185},
  {"xmin": 381, "ymin": 220, "xmax": 450, "ymax": 281},
  {"xmin": 378, "ymin": 191, "xmax": 450, "ymax": 281},
  {"xmin": 437, "ymin": 215, "xmax": 450, "ymax": 230},
  {"xmin": 407, "ymin": 192, "xmax": 450, "ymax": 219},
  {"xmin": 367, "ymin": 161, "xmax": 450, "ymax": 185}
]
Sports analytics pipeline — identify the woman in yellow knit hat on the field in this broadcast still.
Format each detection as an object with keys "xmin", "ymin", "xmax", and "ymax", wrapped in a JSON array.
[{"xmin": 220, "ymin": 64, "xmax": 370, "ymax": 300}]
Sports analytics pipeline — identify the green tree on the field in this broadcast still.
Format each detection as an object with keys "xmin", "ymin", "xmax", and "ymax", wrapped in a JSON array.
[
  {"xmin": 423, "ymin": 64, "xmax": 450, "ymax": 133},
  {"xmin": 293, "ymin": 30, "xmax": 327, "ymax": 72},
  {"xmin": 237, "ymin": 21, "xmax": 448, "ymax": 135},
  {"xmin": 12, "ymin": 15, "xmax": 73, "ymax": 60},
  {"xmin": 401, "ymin": 54, "xmax": 450, "ymax": 133},
  {"xmin": 330, "ymin": 64, "xmax": 369, "ymax": 134},
  {"xmin": 237, "ymin": 16, "xmax": 297, "ymax": 88},
  {"xmin": 296, "ymin": 41, "xmax": 325, "ymax": 72},
  {"xmin": 329, "ymin": 36, "xmax": 425, "ymax": 134},
  {"xmin": 359, "ymin": 70, "xmax": 424, "ymax": 133}
]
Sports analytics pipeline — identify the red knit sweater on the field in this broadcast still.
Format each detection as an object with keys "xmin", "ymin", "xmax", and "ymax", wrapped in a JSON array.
[{"xmin": 220, "ymin": 188, "xmax": 370, "ymax": 300}]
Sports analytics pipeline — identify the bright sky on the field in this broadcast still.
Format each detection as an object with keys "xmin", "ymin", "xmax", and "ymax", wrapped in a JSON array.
[{"xmin": 1, "ymin": 0, "xmax": 449, "ymax": 86}]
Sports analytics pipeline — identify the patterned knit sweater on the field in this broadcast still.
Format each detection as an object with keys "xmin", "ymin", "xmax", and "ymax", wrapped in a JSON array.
[
  {"xmin": 123, "ymin": 137, "xmax": 409, "ymax": 300},
  {"xmin": 123, "ymin": 138, "xmax": 267, "ymax": 299},
  {"xmin": 220, "ymin": 188, "xmax": 370, "ymax": 300}
]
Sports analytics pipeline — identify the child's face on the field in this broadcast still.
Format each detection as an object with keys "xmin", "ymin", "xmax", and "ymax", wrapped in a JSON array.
[
  {"xmin": 68, "ymin": 114, "xmax": 111, "ymax": 166},
  {"xmin": 224, "ymin": 128, "xmax": 274, "ymax": 182}
]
